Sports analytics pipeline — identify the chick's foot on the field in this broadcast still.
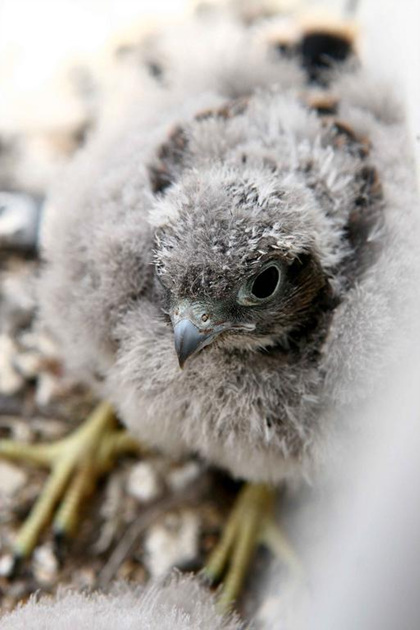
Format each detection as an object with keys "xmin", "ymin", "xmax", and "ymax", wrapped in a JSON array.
[
  {"xmin": 0, "ymin": 402, "xmax": 141, "ymax": 563},
  {"xmin": 203, "ymin": 482, "xmax": 301, "ymax": 609}
]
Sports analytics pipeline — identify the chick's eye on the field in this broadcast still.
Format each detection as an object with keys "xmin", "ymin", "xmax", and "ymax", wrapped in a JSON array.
[
  {"xmin": 251, "ymin": 265, "xmax": 280, "ymax": 299},
  {"xmin": 237, "ymin": 262, "xmax": 282, "ymax": 306}
]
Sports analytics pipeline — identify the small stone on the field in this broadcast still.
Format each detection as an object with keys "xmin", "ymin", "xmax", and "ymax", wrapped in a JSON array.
[
  {"xmin": 33, "ymin": 543, "xmax": 59, "ymax": 585},
  {"xmin": 144, "ymin": 510, "xmax": 200, "ymax": 578},
  {"xmin": 0, "ymin": 191, "xmax": 42, "ymax": 250},
  {"xmin": 13, "ymin": 351, "xmax": 42, "ymax": 380},
  {"xmin": 35, "ymin": 372, "xmax": 63, "ymax": 407},
  {"xmin": 0, "ymin": 554, "xmax": 14, "ymax": 577},
  {"xmin": 1, "ymin": 270, "xmax": 36, "ymax": 331},
  {"xmin": 126, "ymin": 462, "xmax": 162, "ymax": 503},
  {"xmin": 0, "ymin": 461, "xmax": 27, "ymax": 498},
  {"xmin": 167, "ymin": 461, "xmax": 202, "ymax": 492},
  {"xmin": 0, "ymin": 335, "xmax": 24, "ymax": 396}
]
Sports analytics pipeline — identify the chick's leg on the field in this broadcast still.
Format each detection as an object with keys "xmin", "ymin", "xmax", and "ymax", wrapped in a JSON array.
[
  {"xmin": 203, "ymin": 483, "xmax": 301, "ymax": 609},
  {"xmin": 0, "ymin": 402, "xmax": 141, "ymax": 562}
]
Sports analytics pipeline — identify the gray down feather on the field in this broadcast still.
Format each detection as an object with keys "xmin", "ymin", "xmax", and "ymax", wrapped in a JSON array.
[
  {"xmin": 38, "ymin": 16, "xmax": 420, "ymax": 484},
  {"xmin": 0, "ymin": 573, "xmax": 241, "ymax": 630}
]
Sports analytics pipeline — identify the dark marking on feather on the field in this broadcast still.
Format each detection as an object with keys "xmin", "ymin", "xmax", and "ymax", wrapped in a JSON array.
[
  {"xmin": 194, "ymin": 96, "xmax": 250, "ymax": 122},
  {"xmin": 300, "ymin": 29, "xmax": 354, "ymax": 83},
  {"xmin": 331, "ymin": 119, "xmax": 371, "ymax": 157},
  {"xmin": 149, "ymin": 96, "xmax": 250, "ymax": 194},
  {"xmin": 347, "ymin": 166, "xmax": 383, "ymax": 244},
  {"xmin": 302, "ymin": 91, "xmax": 339, "ymax": 116},
  {"xmin": 343, "ymin": 164, "xmax": 385, "ymax": 280},
  {"xmin": 148, "ymin": 125, "xmax": 189, "ymax": 193},
  {"xmin": 272, "ymin": 22, "xmax": 355, "ymax": 85}
]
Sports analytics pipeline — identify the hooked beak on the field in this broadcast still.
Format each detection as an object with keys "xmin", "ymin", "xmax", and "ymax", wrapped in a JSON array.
[
  {"xmin": 173, "ymin": 319, "xmax": 222, "ymax": 369},
  {"xmin": 171, "ymin": 300, "xmax": 256, "ymax": 369}
]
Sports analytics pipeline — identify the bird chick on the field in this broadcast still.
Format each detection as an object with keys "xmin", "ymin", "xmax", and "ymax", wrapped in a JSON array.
[
  {"xmin": 2, "ymin": 13, "xmax": 419, "ymax": 605},
  {"xmin": 41, "ymin": 21, "xmax": 415, "ymax": 483},
  {"xmin": 39, "ymin": 20, "xmax": 354, "ymax": 482}
]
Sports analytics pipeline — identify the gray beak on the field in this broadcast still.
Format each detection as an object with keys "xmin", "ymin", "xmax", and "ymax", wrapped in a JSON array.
[{"xmin": 173, "ymin": 319, "xmax": 216, "ymax": 368}]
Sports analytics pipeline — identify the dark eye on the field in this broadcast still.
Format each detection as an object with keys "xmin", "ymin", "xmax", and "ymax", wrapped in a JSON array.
[
  {"xmin": 251, "ymin": 265, "xmax": 280, "ymax": 299},
  {"xmin": 237, "ymin": 261, "xmax": 282, "ymax": 306}
]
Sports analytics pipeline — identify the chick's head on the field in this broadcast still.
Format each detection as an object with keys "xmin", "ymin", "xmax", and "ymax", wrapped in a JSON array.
[{"xmin": 152, "ymin": 166, "xmax": 333, "ymax": 366}]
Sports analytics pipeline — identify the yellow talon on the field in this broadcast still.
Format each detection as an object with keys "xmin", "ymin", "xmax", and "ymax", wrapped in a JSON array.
[
  {"xmin": 203, "ymin": 482, "xmax": 301, "ymax": 609},
  {"xmin": 0, "ymin": 402, "xmax": 142, "ymax": 561}
]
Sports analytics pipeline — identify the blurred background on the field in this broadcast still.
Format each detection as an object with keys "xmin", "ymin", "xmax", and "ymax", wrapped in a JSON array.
[{"xmin": 0, "ymin": 0, "xmax": 418, "ymax": 199}]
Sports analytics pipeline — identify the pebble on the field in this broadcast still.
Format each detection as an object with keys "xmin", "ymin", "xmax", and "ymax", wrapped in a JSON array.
[
  {"xmin": 0, "ymin": 191, "xmax": 42, "ymax": 250},
  {"xmin": 35, "ymin": 371, "xmax": 63, "ymax": 407},
  {"xmin": 144, "ymin": 510, "xmax": 200, "ymax": 578},
  {"xmin": 1, "ymin": 268, "xmax": 36, "ymax": 331},
  {"xmin": 13, "ymin": 351, "xmax": 42, "ymax": 379},
  {"xmin": 0, "ymin": 461, "xmax": 27, "ymax": 499},
  {"xmin": 126, "ymin": 462, "xmax": 162, "ymax": 503},
  {"xmin": 33, "ymin": 543, "xmax": 59, "ymax": 585},
  {"xmin": 0, "ymin": 554, "xmax": 14, "ymax": 578},
  {"xmin": 167, "ymin": 461, "xmax": 202, "ymax": 492},
  {"xmin": 0, "ymin": 335, "xmax": 24, "ymax": 395}
]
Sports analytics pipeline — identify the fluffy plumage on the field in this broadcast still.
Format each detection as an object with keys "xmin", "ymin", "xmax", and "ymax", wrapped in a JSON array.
[
  {"xmin": 39, "ymin": 16, "xmax": 419, "ymax": 484},
  {"xmin": 0, "ymin": 573, "xmax": 241, "ymax": 630}
]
